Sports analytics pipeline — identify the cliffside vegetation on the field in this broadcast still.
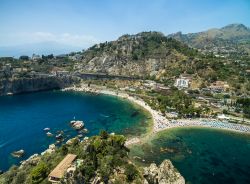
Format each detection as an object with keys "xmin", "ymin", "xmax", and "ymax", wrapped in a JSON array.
[{"xmin": 0, "ymin": 131, "xmax": 184, "ymax": 184}]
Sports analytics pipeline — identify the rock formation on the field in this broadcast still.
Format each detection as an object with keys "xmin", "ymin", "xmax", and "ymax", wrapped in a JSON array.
[{"xmin": 144, "ymin": 160, "xmax": 185, "ymax": 184}]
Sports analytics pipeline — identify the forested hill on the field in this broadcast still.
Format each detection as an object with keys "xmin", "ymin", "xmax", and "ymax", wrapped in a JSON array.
[
  {"xmin": 77, "ymin": 31, "xmax": 199, "ymax": 78},
  {"xmin": 75, "ymin": 30, "xmax": 250, "ymax": 90}
]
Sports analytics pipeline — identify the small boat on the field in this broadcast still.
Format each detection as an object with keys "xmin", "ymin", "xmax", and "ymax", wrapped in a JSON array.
[
  {"xmin": 43, "ymin": 128, "xmax": 50, "ymax": 131},
  {"xmin": 46, "ymin": 132, "xmax": 53, "ymax": 137},
  {"xmin": 11, "ymin": 149, "xmax": 25, "ymax": 158}
]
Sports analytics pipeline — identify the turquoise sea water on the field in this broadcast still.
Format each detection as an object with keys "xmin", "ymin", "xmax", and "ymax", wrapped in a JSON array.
[
  {"xmin": 0, "ymin": 91, "xmax": 151, "ymax": 171},
  {"xmin": 130, "ymin": 128, "xmax": 250, "ymax": 184}
]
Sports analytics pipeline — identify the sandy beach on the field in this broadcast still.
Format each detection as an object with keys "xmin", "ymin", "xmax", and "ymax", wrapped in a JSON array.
[{"xmin": 63, "ymin": 84, "xmax": 250, "ymax": 145}]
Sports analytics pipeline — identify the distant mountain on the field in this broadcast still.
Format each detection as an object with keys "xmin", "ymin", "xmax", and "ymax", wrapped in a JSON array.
[
  {"xmin": 168, "ymin": 24, "xmax": 250, "ymax": 57},
  {"xmin": 0, "ymin": 41, "xmax": 82, "ymax": 57}
]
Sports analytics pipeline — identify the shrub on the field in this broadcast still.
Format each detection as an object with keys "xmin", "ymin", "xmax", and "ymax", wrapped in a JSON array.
[
  {"xmin": 3, "ymin": 166, "xmax": 18, "ymax": 183},
  {"xmin": 31, "ymin": 162, "xmax": 48, "ymax": 184},
  {"xmin": 124, "ymin": 164, "xmax": 138, "ymax": 182},
  {"xmin": 100, "ymin": 130, "xmax": 109, "ymax": 139},
  {"xmin": 12, "ymin": 171, "xmax": 26, "ymax": 184},
  {"xmin": 79, "ymin": 164, "xmax": 95, "ymax": 181},
  {"xmin": 60, "ymin": 144, "xmax": 68, "ymax": 155}
]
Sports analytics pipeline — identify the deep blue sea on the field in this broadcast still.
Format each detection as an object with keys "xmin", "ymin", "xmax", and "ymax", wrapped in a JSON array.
[
  {"xmin": 0, "ymin": 90, "xmax": 151, "ymax": 171},
  {"xmin": 130, "ymin": 128, "xmax": 250, "ymax": 184}
]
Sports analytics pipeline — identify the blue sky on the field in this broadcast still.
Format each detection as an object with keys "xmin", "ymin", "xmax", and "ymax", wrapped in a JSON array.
[{"xmin": 0, "ymin": 0, "xmax": 249, "ymax": 52}]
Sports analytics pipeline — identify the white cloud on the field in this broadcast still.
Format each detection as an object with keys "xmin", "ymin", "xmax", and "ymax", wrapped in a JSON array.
[
  {"xmin": 29, "ymin": 32, "xmax": 99, "ymax": 47},
  {"xmin": 0, "ymin": 32, "xmax": 99, "ymax": 48}
]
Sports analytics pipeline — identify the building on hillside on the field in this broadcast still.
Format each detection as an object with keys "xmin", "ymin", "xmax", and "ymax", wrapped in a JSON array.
[
  {"xmin": 69, "ymin": 54, "xmax": 82, "ymax": 61},
  {"xmin": 209, "ymin": 81, "xmax": 229, "ymax": 93},
  {"xmin": 51, "ymin": 68, "xmax": 70, "ymax": 77},
  {"xmin": 174, "ymin": 75, "xmax": 192, "ymax": 88},
  {"xmin": 156, "ymin": 85, "xmax": 170, "ymax": 91},
  {"xmin": 48, "ymin": 154, "xmax": 77, "ymax": 183},
  {"xmin": 56, "ymin": 54, "xmax": 68, "ymax": 59},
  {"xmin": 2, "ymin": 63, "xmax": 12, "ymax": 76},
  {"xmin": 217, "ymin": 114, "xmax": 230, "ymax": 120},
  {"xmin": 144, "ymin": 80, "xmax": 157, "ymax": 88},
  {"xmin": 32, "ymin": 54, "xmax": 41, "ymax": 61},
  {"xmin": 0, "ymin": 70, "xmax": 5, "ymax": 78}
]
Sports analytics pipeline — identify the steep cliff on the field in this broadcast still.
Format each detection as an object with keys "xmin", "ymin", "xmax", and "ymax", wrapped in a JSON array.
[{"xmin": 0, "ymin": 76, "xmax": 79, "ymax": 96}]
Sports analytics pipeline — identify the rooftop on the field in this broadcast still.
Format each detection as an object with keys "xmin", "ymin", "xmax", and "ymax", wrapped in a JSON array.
[{"xmin": 49, "ymin": 154, "xmax": 77, "ymax": 179}]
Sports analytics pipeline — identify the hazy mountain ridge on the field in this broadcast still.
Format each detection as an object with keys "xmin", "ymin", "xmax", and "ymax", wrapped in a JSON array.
[
  {"xmin": 0, "ymin": 42, "xmax": 82, "ymax": 57},
  {"xmin": 168, "ymin": 24, "xmax": 250, "ymax": 56}
]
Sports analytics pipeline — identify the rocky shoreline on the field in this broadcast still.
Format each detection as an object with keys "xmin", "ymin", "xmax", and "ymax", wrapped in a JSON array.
[
  {"xmin": 1, "ymin": 136, "xmax": 185, "ymax": 184},
  {"xmin": 63, "ymin": 84, "xmax": 250, "ymax": 137},
  {"xmin": 62, "ymin": 83, "xmax": 250, "ymax": 149}
]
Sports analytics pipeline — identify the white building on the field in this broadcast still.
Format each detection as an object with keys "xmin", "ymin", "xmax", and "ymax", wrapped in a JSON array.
[{"xmin": 174, "ymin": 77, "xmax": 190, "ymax": 88}]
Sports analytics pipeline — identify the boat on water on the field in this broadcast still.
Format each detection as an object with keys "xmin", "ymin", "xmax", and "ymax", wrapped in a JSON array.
[
  {"xmin": 11, "ymin": 149, "xmax": 25, "ymax": 158},
  {"xmin": 44, "ymin": 127, "xmax": 50, "ymax": 131},
  {"xmin": 46, "ymin": 132, "xmax": 53, "ymax": 137}
]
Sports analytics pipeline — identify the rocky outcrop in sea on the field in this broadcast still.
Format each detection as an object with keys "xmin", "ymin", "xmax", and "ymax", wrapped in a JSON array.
[{"xmin": 144, "ymin": 159, "xmax": 185, "ymax": 184}]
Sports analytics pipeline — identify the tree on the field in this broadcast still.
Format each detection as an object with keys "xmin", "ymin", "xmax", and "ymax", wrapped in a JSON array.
[
  {"xmin": 100, "ymin": 130, "xmax": 109, "ymax": 139},
  {"xmin": 99, "ymin": 156, "xmax": 113, "ymax": 182},
  {"xmin": 124, "ymin": 164, "xmax": 138, "ymax": 182},
  {"xmin": 47, "ymin": 54, "xmax": 54, "ymax": 59},
  {"xmin": 243, "ymin": 106, "xmax": 250, "ymax": 118},
  {"xmin": 79, "ymin": 164, "xmax": 95, "ymax": 181},
  {"xmin": 12, "ymin": 171, "xmax": 26, "ymax": 184},
  {"xmin": 60, "ymin": 144, "xmax": 68, "ymax": 155},
  {"xmin": 31, "ymin": 162, "xmax": 48, "ymax": 184}
]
